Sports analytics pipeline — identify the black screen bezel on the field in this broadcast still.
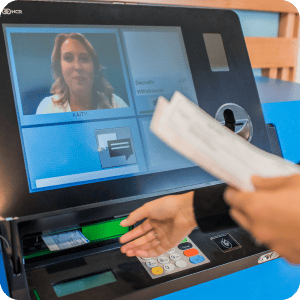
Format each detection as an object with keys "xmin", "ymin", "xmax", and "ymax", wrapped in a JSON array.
[{"xmin": 0, "ymin": 1, "xmax": 270, "ymax": 220}]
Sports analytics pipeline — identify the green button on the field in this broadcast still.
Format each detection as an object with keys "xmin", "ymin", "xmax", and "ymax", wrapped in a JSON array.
[{"xmin": 181, "ymin": 238, "xmax": 188, "ymax": 243}]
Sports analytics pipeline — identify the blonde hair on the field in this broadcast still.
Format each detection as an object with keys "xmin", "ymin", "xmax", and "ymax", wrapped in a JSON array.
[{"xmin": 50, "ymin": 33, "xmax": 114, "ymax": 109}]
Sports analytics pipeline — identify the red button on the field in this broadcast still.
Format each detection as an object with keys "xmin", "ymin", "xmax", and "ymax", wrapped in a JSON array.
[{"xmin": 183, "ymin": 248, "xmax": 199, "ymax": 257}]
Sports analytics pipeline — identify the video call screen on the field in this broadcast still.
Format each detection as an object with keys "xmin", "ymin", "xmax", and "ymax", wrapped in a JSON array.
[{"xmin": 3, "ymin": 25, "xmax": 199, "ymax": 193}]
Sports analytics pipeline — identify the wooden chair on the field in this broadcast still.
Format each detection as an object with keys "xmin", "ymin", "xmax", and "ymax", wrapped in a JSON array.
[{"xmin": 98, "ymin": 0, "xmax": 299, "ymax": 82}]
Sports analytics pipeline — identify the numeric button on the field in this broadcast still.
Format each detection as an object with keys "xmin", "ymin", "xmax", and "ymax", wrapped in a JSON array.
[
  {"xmin": 170, "ymin": 253, "xmax": 181, "ymax": 261},
  {"xmin": 175, "ymin": 260, "xmax": 187, "ymax": 268},
  {"xmin": 164, "ymin": 264, "xmax": 175, "ymax": 272},
  {"xmin": 167, "ymin": 248, "xmax": 175, "ymax": 254},
  {"xmin": 146, "ymin": 260, "xmax": 158, "ymax": 268},
  {"xmin": 158, "ymin": 256, "xmax": 169, "ymax": 264}
]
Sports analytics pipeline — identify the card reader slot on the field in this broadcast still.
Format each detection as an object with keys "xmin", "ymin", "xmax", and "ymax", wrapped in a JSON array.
[{"xmin": 22, "ymin": 216, "xmax": 132, "ymax": 265}]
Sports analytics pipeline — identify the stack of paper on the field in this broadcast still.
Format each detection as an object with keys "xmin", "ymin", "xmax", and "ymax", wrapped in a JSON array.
[{"xmin": 150, "ymin": 92, "xmax": 300, "ymax": 191}]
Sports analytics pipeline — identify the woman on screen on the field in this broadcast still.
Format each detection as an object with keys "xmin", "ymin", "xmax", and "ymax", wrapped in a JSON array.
[{"xmin": 36, "ymin": 33, "xmax": 127, "ymax": 114}]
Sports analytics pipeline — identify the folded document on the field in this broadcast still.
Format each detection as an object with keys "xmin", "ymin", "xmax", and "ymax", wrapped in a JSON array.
[{"xmin": 150, "ymin": 91, "xmax": 300, "ymax": 191}]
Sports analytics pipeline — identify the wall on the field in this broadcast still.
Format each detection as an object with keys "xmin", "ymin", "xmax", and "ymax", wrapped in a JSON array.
[{"xmin": 234, "ymin": 10, "xmax": 279, "ymax": 78}]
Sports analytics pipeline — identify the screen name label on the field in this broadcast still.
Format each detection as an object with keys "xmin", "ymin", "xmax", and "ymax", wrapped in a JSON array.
[{"xmin": 73, "ymin": 112, "xmax": 88, "ymax": 117}]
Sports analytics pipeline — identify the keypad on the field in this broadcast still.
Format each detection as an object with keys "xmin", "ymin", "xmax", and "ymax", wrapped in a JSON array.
[{"xmin": 137, "ymin": 236, "xmax": 210, "ymax": 279}]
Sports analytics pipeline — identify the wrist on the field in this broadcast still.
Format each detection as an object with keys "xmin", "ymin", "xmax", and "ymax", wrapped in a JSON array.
[{"xmin": 177, "ymin": 191, "xmax": 198, "ymax": 229}]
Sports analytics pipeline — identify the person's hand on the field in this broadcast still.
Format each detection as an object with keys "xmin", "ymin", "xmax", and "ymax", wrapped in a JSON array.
[
  {"xmin": 119, "ymin": 191, "xmax": 197, "ymax": 258},
  {"xmin": 224, "ymin": 174, "xmax": 300, "ymax": 264}
]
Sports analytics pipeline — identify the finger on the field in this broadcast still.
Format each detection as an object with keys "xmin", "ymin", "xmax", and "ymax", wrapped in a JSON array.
[
  {"xmin": 129, "ymin": 238, "xmax": 161, "ymax": 251},
  {"xmin": 120, "ymin": 229, "xmax": 157, "ymax": 253},
  {"xmin": 120, "ymin": 204, "xmax": 150, "ymax": 227},
  {"xmin": 224, "ymin": 187, "xmax": 252, "ymax": 211},
  {"xmin": 119, "ymin": 219, "xmax": 152, "ymax": 244},
  {"xmin": 268, "ymin": 242, "xmax": 300, "ymax": 264},
  {"xmin": 126, "ymin": 239, "xmax": 162, "ymax": 257},
  {"xmin": 252, "ymin": 175, "xmax": 293, "ymax": 190},
  {"xmin": 252, "ymin": 226, "xmax": 274, "ymax": 245},
  {"xmin": 229, "ymin": 208, "xmax": 251, "ymax": 231},
  {"xmin": 223, "ymin": 187, "xmax": 237, "ymax": 203}
]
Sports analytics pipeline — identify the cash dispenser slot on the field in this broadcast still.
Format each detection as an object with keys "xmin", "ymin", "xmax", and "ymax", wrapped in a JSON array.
[{"xmin": 22, "ymin": 216, "xmax": 132, "ymax": 265}]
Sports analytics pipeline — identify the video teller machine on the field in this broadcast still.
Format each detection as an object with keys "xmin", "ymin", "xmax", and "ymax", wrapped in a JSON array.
[{"xmin": 0, "ymin": 1, "xmax": 279, "ymax": 299}]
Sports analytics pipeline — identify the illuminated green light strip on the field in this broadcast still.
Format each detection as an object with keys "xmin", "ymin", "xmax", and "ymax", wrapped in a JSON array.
[
  {"xmin": 24, "ymin": 217, "xmax": 130, "ymax": 260},
  {"xmin": 24, "ymin": 249, "xmax": 51, "ymax": 260},
  {"xmin": 33, "ymin": 289, "xmax": 41, "ymax": 300},
  {"xmin": 82, "ymin": 217, "xmax": 129, "ymax": 242}
]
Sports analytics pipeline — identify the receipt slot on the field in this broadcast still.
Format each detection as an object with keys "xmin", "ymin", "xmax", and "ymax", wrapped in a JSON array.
[{"xmin": 215, "ymin": 104, "xmax": 254, "ymax": 141}]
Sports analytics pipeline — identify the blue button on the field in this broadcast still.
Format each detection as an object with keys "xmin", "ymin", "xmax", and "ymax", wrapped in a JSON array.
[{"xmin": 189, "ymin": 255, "xmax": 205, "ymax": 264}]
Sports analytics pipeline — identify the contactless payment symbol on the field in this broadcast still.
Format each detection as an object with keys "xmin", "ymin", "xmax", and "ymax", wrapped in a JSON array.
[
  {"xmin": 210, "ymin": 234, "xmax": 241, "ymax": 253},
  {"xmin": 221, "ymin": 238, "xmax": 232, "ymax": 249},
  {"xmin": 95, "ymin": 127, "xmax": 137, "ymax": 169}
]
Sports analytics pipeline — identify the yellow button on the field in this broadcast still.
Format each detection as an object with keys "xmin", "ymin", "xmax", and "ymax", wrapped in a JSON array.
[{"xmin": 151, "ymin": 267, "xmax": 163, "ymax": 275}]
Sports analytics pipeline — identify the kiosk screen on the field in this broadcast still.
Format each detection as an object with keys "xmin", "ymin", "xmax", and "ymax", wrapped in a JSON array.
[{"xmin": 3, "ymin": 24, "xmax": 201, "ymax": 193}]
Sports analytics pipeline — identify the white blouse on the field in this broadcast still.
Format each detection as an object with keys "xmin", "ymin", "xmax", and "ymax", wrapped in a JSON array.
[{"xmin": 36, "ymin": 94, "xmax": 128, "ymax": 114}]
